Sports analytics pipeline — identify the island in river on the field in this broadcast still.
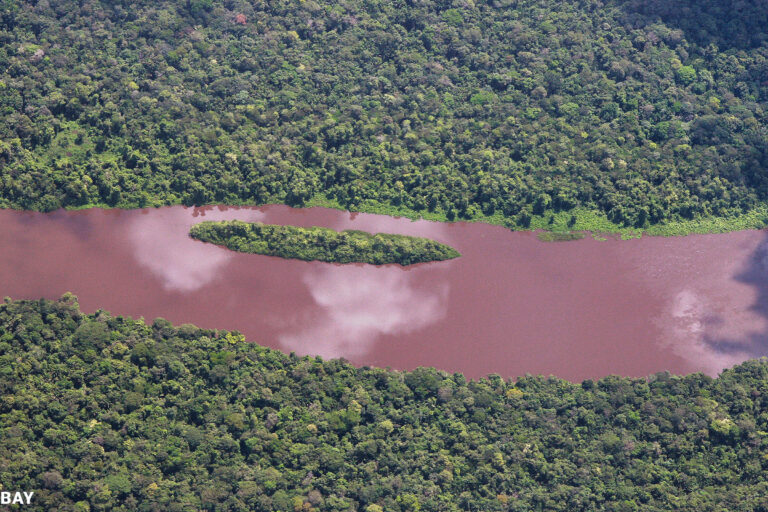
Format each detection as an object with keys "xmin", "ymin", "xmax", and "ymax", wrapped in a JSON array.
[{"xmin": 189, "ymin": 220, "xmax": 461, "ymax": 265}]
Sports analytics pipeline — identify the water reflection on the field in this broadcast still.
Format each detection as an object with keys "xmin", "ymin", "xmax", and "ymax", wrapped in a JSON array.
[
  {"xmin": 128, "ymin": 209, "xmax": 234, "ymax": 292},
  {"xmin": 279, "ymin": 265, "xmax": 449, "ymax": 359},
  {"xmin": 663, "ymin": 289, "xmax": 755, "ymax": 375},
  {"xmin": 127, "ymin": 206, "xmax": 274, "ymax": 292},
  {"xmin": 691, "ymin": 236, "xmax": 768, "ymax": 371},
  {"xmin": 333, "ymin": 213, "xmax": 454, "ymax": 245},
  {"xmin": 651, "ymin": 232, "xmax": 768, "ymax": 375}
]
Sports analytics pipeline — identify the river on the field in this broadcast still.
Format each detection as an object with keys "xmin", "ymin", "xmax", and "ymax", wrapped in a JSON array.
[{"xmin": 1, "ymin": 205, "xmax": 767, "ymax": 381}]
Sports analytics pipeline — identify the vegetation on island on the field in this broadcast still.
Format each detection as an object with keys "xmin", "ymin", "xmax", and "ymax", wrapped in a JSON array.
[
  {"xmin": 189, "ymin": 220, "xmax": 460, "ymax": 265},
  {"xmin": 1, "ymin": 0, "xmax": 768, "ymax": 235},
  {"xmin": 1, "ymin": 296, "xmax": 768, "ymax": 511},
  {"xmin": 536, "ymin": 231, "xmax": 586, "ymax": 242}
]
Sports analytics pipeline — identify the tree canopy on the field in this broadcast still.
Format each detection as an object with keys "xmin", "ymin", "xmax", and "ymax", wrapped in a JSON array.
[
  {"xmin": 0, "ymin": 0, "xmax": 767, "ymax": 229},
  {"xmin": 1, "ymin": 296, "xmax": 768, "ymax": 511}
]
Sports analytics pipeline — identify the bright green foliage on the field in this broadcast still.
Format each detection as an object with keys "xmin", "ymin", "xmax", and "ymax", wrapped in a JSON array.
[
  {"xmin": 0, "ymin": 0, "xmax": 767, "ymax": 231},
  {"xmin": 676, "ymin": 66, "xmax": 698, "ymax": 86},
  {"xmin": 190, "ymin": 220, "xmax": 460, "ymax": 265},
  {"xmin": 2, "ymin": 297, "xmax": 768, "ymax": 511}
]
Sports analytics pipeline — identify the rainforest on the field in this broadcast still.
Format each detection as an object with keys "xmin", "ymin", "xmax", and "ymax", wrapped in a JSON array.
[
  {"xmin": 0, "ymin": 0, "xmax": 767, "ymax": 232},
  {"xmin": 2, "ymin": 297, "xmax": 768, "ymax": 512},
  {"xmin": 2, "ymin": 0, "xmax": 768, "ymax": 510}
]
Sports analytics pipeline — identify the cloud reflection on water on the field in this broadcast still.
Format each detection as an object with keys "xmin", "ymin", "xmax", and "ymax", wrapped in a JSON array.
[
  {"xmin": 280, "ymin": 265, "xmax": 449, "ymax": 359},
  {"xmin": 662, "ymin": 289, "xmax": 755, "ymax": 375},
  {"xmin": 643, "ymin": 232, "xmax": 768, "ymax": 377},
  {"xmin": 127, "ymin": 209, "xmax": 237, "ymax": 292}
]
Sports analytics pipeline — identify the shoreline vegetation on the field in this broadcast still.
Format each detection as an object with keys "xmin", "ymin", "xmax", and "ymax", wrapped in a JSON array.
[
  {"xmin": 307, "ymin": 194, "xmax": 768, "ymax": 239},
  {"xmin": 3, "ymin": 0, "xmax": 768, "ymax": 240},
  {"xmin": 57, "ymin": 193, "xmax": 768, "ymax": 240},
  {"xmin": 303, "ymin": 195, "xmax": 768, "ymax": 240},
  {"xmin": 189, "ymin": 220, "xmax": 460, "ymax": 265},
  {"xmin": 536, "ymin": 231, "xmax": 586, "ymax": 242},
  {"xmin": 2, "ymin": 296, "xmax": 768, "ymax": 511}
]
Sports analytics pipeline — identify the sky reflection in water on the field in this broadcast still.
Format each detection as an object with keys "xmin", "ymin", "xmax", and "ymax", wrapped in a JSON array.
[
  {"xmin": 128, "ymin": 207, "xmax": 267, "ymax": 291},
  {"xmin": 129, "ymin": 214, "xmax": 234, "ymax": 292},
  {"xmin": 277, "ymin": 210, "xmax": 453, "ymax": 359},
  {"xmin": 645, "ymin": 233, "xmax": 768, "ymax": 375},
  {"xmin": 280, "ymin": 265, "xmax": 449, "ymax": 359},
  {"xmin": 664, "ymin": 288, "xmax": 758, "ymax": 375}
]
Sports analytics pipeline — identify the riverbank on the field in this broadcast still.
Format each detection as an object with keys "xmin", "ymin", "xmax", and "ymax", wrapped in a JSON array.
[
  {"xmin": 305, "ymin": 195, "xmax": 768, "ymax": 239},
  {"xmin": 4, "ymin": 296, "xmax": 768, "ymax": 512},
  {"xmin": 35, "ymin": 193, "xmax": 768, "ymax": 239}
]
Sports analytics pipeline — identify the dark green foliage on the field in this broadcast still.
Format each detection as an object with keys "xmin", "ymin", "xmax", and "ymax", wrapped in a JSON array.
[
  {"xmin": 2, "ymin": 297, "xmax": 768, "ymax": 511},
  {"xmin": 0, "ymin": 0, "xmax": 767, "ymax": 228},
  {"xmin": 189, "ymin": 220, "xmax": 460, "ymax": 265}
]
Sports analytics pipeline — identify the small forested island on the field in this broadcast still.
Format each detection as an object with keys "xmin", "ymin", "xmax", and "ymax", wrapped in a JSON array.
[
  {"xmin": 536, "ymin": 231, "xmax": 586, "ymax": 242},
  {"xmin": 2, "ymin": 296, "xmax": 768, "ymax": 511},
  {"xmin": 189, "ymin": 220, "xmax": 460, "ymax": 265}
]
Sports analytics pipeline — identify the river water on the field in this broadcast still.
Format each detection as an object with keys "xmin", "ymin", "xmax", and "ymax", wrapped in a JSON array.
[{"xmin": 1, "ymin": 205, "xmax": 767, "ymax": 381}]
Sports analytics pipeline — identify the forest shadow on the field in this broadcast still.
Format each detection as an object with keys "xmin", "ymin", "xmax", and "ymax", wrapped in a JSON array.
[
  {"xmin": 613, "ymin": 0, "xmax": 768, "ymax": 51},
  {"xmin": 703, "ymin": 231, "xmax": 768, "ymax": 359}
]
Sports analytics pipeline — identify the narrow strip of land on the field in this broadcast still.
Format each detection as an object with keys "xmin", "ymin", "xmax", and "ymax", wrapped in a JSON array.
[{"xmin": 189, "ymin": 220, "xmax": 460, "ymax": 265}]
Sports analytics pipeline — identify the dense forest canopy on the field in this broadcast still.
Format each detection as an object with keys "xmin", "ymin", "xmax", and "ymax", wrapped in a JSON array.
[
  {"xmin": 190, "ymin": 220, "xmax": 460, "ymax": 264},
  {"xmin": 0, "ymin": 0, "xmax": 767, "ymax": 228},
  {"xmin": 1, "ymin": 296, "xmax": 768, "ymax": 511},
  {"xmin": 4, "ymin": 2, "xmax": 768, "ymax": 510}
]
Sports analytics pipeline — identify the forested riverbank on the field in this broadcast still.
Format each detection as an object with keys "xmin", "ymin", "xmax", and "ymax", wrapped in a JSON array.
[
  {"xmin": 1, "ymin": 0, "xmax": 768, "ymax": 235},
  {"xmin": 1, "ymin": 296, "xmax": 768, "ymax": 511}
]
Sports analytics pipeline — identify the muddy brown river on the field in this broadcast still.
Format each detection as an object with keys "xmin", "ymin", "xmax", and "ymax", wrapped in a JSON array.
[{"xmin": 2, "ymin": 205, "xmax": 767, "ymax": 381}]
